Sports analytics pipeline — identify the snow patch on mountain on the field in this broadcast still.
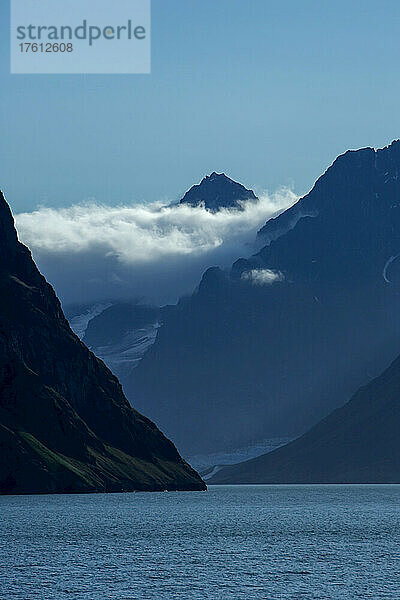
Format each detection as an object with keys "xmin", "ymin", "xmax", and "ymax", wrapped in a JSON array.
[
  {"xmin": 86, "ymin": 323, "xmax": 160, "ymax": 377},
  {"xmin": 383, "ymin": 254, "xmax": 400, "ymax": 283},
  {"xmin": 188, "ymin": 437, "xmax": 292, "ymax": 479},
  {"xmin": 69, "ymin": 303, "xmax": 112, "ymax": 339}
]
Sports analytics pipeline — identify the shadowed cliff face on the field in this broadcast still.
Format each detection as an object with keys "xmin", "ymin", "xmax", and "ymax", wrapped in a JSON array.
[
  {"xmin": 130, "ymin": 141, "xmax": 400, "ymax": 456},
  {"xmin": 0, "ymin": 192, "xmax": 205, "ymax": 494},
  {"xmin": 210, "ymin": 352, "xmax": 400, "ymax": 484}
]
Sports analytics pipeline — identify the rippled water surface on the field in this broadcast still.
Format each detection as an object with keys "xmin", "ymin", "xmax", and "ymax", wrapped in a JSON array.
[{"xmin": 0, "ymin": 485, "xmax": 399, "ymax": 599}]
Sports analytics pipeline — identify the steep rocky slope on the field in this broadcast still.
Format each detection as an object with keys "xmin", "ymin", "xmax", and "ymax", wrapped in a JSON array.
[{"xmin": 0, "ymin": 192, "xmax": 205, "ymax": 494}]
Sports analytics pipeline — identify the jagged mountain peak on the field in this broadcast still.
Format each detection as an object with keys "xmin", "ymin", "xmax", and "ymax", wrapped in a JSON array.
[
  {"xmin": 257, "ymin": 139, "xmax": 400, "ymax": 245},
  {"xmin": 180, "ymin": 172, "xmax": 257, "ymax": 212},
  {"xmin": 318, "ymin": 139, "xmax": 400, "ymax": 183}
]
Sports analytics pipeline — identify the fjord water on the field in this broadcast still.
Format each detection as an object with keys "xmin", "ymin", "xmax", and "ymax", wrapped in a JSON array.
[{"xmin": 0, "ymin": 486, "xmax": 399, "ymax": 599}]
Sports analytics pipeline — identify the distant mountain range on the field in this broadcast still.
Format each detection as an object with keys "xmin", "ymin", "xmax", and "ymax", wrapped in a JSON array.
[
  {"xmin": 0, "ymin": 192, "xmax": 205, "ymax": 494},
  {"xmin": 129, "ymin": 140, "xmax": 400, "ymax": 458},
  {"xmin": 7, "ymin": 142, "xmax": 400, "ymax": 488}
]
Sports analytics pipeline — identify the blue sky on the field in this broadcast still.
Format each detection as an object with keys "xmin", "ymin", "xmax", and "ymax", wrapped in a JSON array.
[{"xmin": 1, "ymin": 0, "xmax": 400, "ymax": 212}]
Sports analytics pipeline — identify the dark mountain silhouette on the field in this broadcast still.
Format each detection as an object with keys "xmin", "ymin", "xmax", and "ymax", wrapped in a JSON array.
[
  {"xmin": 130, "ymin": 141, "xmax": 400, "ymax": 455},
  {"xmin": 179, "ymin": 172, "xmax": 257, "ymax": 211},
  {"xmin": 0, "ymin": 192, "xmax": 205, "ymax": 494},
  {"xmin": 209, "ymin": 352, "xmax": 400, "ymax": 483}
]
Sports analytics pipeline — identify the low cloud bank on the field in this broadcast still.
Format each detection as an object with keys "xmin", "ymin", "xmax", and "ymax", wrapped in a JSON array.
[
  {"xmin": 241, "ymin": 269, "xmax": 284, "ymax": 285},
  {"xmin": 15, "ymin": 189, "xmax": 297, "ymax": 306}
]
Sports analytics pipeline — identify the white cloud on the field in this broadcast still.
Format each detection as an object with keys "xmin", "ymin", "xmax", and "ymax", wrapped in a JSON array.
[
  {"xmin": 16, "ymin": 190, "xmax": 296, "ymax": 262},
  {"xmin": 241, "ymin": 268, "xmax": 284, "ymax": 285},
  {"xmin": 14, "ymin": 189, "xmax": 296, "ymax": 304}
]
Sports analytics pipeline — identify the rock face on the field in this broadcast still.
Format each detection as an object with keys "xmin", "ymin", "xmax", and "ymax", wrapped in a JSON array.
[
  {"xmin": 210, "ymin": 353, "xmax": 400, "ymax": 484},
  {"xmin": 179, "ymin": 172, "xmax": 257, "ymax": 211},
  {"xmin": 0, "ymin": 192, "xmax": 205, "ymax": 494},
  {"xmin": 131, "ymin": 141, "xmax": 400, "ymax": 455}
]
